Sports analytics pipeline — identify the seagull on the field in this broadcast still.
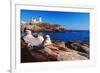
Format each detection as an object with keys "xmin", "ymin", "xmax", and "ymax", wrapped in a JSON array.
[
  {"xmin": 23, "ymin": 30, "xmax": 44, "ymax": 50},
  {"xmin": 43, "ymin": 35, "xmax": 52, "ymax": 46}
]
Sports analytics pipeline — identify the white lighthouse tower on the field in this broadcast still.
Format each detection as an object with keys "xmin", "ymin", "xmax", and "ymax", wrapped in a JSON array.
[{"xmin": 39, "ymin": 16, "xmax": 42, "ymax": 23}]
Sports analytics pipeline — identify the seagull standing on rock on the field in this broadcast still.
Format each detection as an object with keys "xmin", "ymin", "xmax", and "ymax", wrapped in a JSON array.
[
  {"xmin": 23, "ymin": 30, "xmax": 44, "ymax": 50},
  {"xmin": 43, "ymin": 35, "xmax": 52, "ymax": 46}
]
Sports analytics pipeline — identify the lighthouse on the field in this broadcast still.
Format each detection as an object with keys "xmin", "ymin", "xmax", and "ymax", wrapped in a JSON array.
[
  {"xmin": 39, "ymin": 16, "xmax": 42, "ymax": 23},
  {"xmin": 31, "ymin": 16, "xmax": 42, "ymax": 23}
]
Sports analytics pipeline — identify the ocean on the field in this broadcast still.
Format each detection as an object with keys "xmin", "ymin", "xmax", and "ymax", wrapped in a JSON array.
[
  {"xmin": 21, "ymin": 30, "xmax": 89, "ymax": 42},
  {"xmin": 42, "ymin": 30, "xmax": 89, "ymax": 42}
]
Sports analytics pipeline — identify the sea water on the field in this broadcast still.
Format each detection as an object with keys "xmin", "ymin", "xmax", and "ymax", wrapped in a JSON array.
[
  {"xmin": 43, "ymin": 30, "xmax": 89, "ymax": 42},
  {"xmin": 21, "ymin": 30, "xmax": 89, "ymax": 42}
]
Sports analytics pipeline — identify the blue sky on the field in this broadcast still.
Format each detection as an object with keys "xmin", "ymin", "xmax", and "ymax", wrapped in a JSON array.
[{"xmin": 21, "ymin": 9, "xmax": 90, "ymax": 30}]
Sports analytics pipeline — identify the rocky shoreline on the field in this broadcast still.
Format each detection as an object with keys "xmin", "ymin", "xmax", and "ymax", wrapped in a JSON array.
[
  {"xmin": 21, "ymin": 22, "xmax": 89, "ymax": 63},
  {"xmin": 21, "ymin": 39, "xmax": 89, "ymax": 63},
  {"xmin": 21, "ymin": 22, "xmax": 67, "ymax": 32}
]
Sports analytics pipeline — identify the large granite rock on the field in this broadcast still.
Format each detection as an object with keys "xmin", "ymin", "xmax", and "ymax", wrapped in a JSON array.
[
  {"xmin": 41, "ymin": 44, "xmax": 88, "ymax": 61},
  {"xmin": 65, "ymin": 41, "xmax": 89, "ymax": 54},
  {"xmin": 21, "ymin": 39, "xmax": 89, "ymax": 63},
  {"xmin": 53, "ymin": 41, "xmax": 66, "ymax": 48}
]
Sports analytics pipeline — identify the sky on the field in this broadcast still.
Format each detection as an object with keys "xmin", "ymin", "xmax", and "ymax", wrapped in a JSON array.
[{"xmin": 21, "ymin": 9, "xmax": 90, "ymax": 30}]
